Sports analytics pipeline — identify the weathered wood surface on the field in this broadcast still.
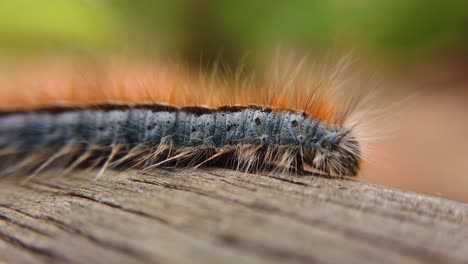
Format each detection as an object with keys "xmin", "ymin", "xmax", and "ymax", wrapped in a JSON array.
[{"xmin": 0, "ymin": 169, "xmax": 466, "ymax": 264}]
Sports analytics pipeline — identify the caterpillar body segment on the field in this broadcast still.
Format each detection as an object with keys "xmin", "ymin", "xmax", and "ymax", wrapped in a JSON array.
[{"xmin": 0, "ymin": 104, "xmax": 361, "ymax": 177}]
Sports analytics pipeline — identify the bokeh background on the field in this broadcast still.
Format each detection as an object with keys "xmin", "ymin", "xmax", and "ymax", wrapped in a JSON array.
[{"xmin": 1, "ymin": 0, "xmax": 467, "ymax": 201}]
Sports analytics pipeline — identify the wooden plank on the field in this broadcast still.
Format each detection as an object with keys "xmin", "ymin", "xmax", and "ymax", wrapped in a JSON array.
[{"xmin": 0, "ymin": 169, "xmax": 467, "ymax": 264}]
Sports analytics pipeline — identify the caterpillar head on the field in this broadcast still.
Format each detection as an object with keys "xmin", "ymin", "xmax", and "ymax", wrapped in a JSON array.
[{"xmin": 302, "ymin": 123, "xmax": 361, "ymax": 177}]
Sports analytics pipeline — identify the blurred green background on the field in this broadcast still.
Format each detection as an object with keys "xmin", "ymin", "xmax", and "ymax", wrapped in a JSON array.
[{"xmin": 1, "ymin": 0, "xmax": 467, "ymax": 65}]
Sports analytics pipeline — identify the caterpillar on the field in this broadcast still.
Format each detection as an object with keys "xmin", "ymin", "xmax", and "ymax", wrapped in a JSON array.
[{"xmin": 0, "ymin": 58, "xmax": 368, "ymax": 178}]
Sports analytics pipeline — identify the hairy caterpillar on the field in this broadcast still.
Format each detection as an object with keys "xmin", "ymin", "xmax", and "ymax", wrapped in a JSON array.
[{"xmin": 0, "ymin": 58, "xmax": 368, "ymax": 178}]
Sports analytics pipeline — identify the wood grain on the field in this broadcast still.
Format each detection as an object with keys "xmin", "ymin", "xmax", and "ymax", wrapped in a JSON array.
[{"xmin": 0, "ymin": 169, "xmax": 466, "ymax": 264}]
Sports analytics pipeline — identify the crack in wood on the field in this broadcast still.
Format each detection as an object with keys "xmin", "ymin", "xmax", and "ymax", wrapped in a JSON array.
[
  {"xmin": 0, "ymin": 202, "xmax": 158, "ymax": 262},
  {"xmin": 65, "ymin": 192, "xmax": 170, "ymax": 225},
  {"xmin": 217, "ymin": 233, "xmax": 321, "ymax": 263},
  {"xmin": 0, "ymin": 229, "xmax": 68, "ymax": 262},
  {"xmin": 0, "ymin": 214, "xmax": 52, "ymax": 237}
]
